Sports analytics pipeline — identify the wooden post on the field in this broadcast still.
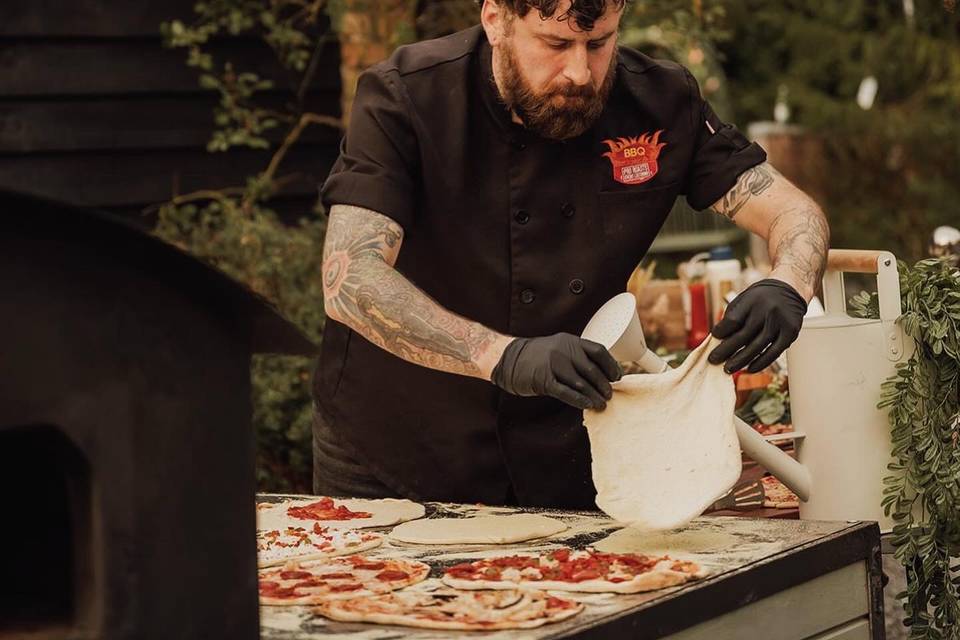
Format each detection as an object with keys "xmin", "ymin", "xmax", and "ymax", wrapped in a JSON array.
[
  {"xmin": 747, "ymin": 122, "xmax": 828, "ymax": 268},
  {"xmin": 337, "ymin": 0, "xmax": 417, "ymax": 125}
]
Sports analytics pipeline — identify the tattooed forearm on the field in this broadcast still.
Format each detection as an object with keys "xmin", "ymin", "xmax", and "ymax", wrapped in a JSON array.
[
  {"xmin": 767, "ymin": 202, "xmax": 830, "ymax": 299},
  {"xmin": 710, "ymin": 164, "xmax": 777, "ymax": 219},
  {"xmin": 322, "ymin": 205, "xmax": 510, "ymax": 379}
]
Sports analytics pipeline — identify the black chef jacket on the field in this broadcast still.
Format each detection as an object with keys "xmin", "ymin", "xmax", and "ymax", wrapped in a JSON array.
[{"xmin": 316, "ymin": 25, "xmax": 766, "ymax": 509}]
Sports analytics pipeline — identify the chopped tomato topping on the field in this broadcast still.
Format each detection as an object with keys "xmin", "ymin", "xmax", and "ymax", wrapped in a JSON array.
[
  {"xmin": 490, "ymin": 555, "xmax": 539, "ymax": 570},
  {"xmin": 287, "ymin": 497, "xmax": 372, "ymax": 521},
  {"xmin": 549, "ymin": 548, "xmax": 571, "ymax": 562},
  {"xmin": 571, "ymin": 569, "xmax": 602, "ymax": 582},
  {"xmin": 447, "ymin": 562, "xmax": 475, "ymax": 572}
]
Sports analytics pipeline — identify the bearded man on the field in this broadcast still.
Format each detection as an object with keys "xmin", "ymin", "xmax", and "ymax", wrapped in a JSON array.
[{"xmin": 315, "ymin": 0, "xmax": 829, "ymax": 508}]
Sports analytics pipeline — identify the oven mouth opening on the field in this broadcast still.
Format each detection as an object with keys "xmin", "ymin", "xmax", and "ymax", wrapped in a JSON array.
[{"xmin": 0, "ymin": 425, "xmax": 93, "ymax": 639}]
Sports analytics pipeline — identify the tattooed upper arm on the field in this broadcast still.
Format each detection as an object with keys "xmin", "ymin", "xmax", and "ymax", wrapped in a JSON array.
[
  {"xmin": 709, "ymin": 163, "xmax": 778, "ymax": 220},
  {"xmin": 324, "ymin": 204, "xmax": 404, "ymax": 266},
  {"xmin": 707, "ymin": 162, "xmax": 829, "ymax": 300},
  {"xmin": 322, "ymin": 204, "xmax": 404, "ymax": 318}
]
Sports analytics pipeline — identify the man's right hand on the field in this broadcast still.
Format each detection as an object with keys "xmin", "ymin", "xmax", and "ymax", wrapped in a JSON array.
[{"xmin": 490, "ymin": 334, "xmax": 622, "ymax": 411}]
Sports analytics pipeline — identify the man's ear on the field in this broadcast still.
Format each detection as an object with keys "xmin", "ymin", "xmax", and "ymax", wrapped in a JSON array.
[{"xmin": 480, "ymin": 0, "xmax": 506, "ymax": 46}]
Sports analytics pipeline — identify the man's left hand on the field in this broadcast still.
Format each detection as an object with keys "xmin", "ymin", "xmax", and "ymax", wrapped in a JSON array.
[{"xmin": 708, "ymin": 279, "xmax": 808, "ymax": 373}]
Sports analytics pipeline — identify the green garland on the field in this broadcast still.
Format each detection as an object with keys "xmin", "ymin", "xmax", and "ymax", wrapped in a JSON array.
[{"xmin": 874, "ymin": 258, "xmax": 960, "ymax": 638}]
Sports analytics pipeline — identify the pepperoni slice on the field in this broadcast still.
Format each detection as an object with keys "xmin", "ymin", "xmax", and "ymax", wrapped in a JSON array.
[
  {"xmin": 259, "ymin": 583, "xmax": 297, "ymax": 598},
  {"xmin": 375, "ymin": 570, "xmax": 410, "ymax": 581},
  {"xmin": 352, "ymin": 561, "xmax": 386, "ymax": 571},
  {"xmin": 330, "ymin": 583, "xmax": 363, "ymax": 592},
  {"xmin": 292, "ymin": 578, "xmax": 328, "ymax": 588},
  {"xmin": 279, "ymin": 570, "xmax": 312, "ymax": 580},
  {"xmin": 318, "ymin": 572, "xmax": 355, "ymax": 579},
  {"xmin": 547, "ymin": 596, "xmax": 577, "ymax": 609}
]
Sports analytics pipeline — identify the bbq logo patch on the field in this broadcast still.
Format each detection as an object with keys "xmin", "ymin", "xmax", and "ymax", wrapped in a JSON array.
[{"xmin": 601, "ymin": 130, "xmax": 667, "ymax": 185}]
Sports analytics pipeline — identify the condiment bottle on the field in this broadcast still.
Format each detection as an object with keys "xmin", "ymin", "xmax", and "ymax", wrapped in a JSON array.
[
  {"xmin": 686, "ymin": 281, "xmax": 710, "ymax": 349},
  {"xmin": 705, "ymin": 246, "xmax": 742, "ymax": 326}
]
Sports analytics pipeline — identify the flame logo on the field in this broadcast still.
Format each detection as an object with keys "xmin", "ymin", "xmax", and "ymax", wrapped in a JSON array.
[
  {"xmin": 601, "ymin": 130, "xmax": 667, "ymax": 185},
  {"xmin": 602, "ymin": 130, "xmax": 666, "ymax": 159}
]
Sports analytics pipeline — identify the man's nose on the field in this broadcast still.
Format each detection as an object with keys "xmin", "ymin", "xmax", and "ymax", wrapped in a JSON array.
[{"xmin": 562, "ymin": 45, "xmax": 591, "ymax": 86}]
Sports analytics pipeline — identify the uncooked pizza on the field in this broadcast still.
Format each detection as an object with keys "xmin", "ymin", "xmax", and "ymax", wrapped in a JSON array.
[
  {"xmin": 258, "ymin": 555, "xmax": 429, "ymax": 605},
  {"xmin": 761, "ymin": 475, "xmax": 800, "ymax": 508},
  {"xmin": 257, "ymin": 523, "xmax": 383, "ymax": 567},
  {"xmin": 314, "ymin": 587, "xmax": 583, "ymax": 630},
  {"xmin": 257, "ymin": 496, "xmax": 425, "ymax": 530},
  {"xmin": 443, "ymin": 548, "xmax": 707, "ymax": 594}
]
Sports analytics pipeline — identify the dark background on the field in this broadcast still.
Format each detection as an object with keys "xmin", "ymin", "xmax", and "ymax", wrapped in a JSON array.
[{"xmin": 0, "ymin": 1, "xmax": 342, "ymax": 224}]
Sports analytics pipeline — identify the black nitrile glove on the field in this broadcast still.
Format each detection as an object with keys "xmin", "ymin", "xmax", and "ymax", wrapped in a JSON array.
[
  {"xmin": 491, "ymin": 333, "xmax": 622, "ymax": 411},
  {"xmin": 708, "ymin": 278, "xmax": 807, "ymax": 374}
]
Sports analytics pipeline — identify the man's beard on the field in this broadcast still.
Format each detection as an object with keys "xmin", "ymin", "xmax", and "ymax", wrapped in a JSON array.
[{"xmin": 495, "ymin": 39, "xmax": 616, "ymax": 140}]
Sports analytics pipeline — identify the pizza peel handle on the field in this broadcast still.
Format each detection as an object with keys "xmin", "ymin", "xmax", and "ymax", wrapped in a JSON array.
[{"xmin": 582, "ymin": 293, "xmax": 812, "ymax": 503}]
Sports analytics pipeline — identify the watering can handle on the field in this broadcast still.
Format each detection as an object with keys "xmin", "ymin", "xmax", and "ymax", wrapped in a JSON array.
[
  {"xmin": 826, "ymin": 249, "xmax": 890, "ymax": 274},
  {"xmin": 822, "ymin": 248, "xmax": 904, "ymax": 361}
]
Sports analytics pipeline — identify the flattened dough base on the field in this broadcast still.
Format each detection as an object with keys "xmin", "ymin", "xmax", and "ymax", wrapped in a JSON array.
[{"xmin": 389, "ymin": 514, "xmax": 567, "ymax": 544}]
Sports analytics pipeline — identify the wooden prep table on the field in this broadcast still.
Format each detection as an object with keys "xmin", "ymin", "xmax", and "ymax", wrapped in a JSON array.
[{"xmin": 258, "ymin": 496, "xmax": 884, "ymax": 640}]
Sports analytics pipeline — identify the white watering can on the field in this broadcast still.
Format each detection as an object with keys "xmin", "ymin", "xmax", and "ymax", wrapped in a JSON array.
[
  {"xmin": 787, "ymin": 249, "xmax": 912, "ymax": 530},
  {"xmin": 581, "ymin": 249, "xmax": 910, "ymax": 524}
]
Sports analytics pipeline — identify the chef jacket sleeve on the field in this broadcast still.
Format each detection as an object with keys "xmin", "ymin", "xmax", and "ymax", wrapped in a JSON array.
[
  {"xmin": 320, "ymin": 66, "xmax": 419, "ymax": 230},
  {"xmin": 681, "ymin": 68, "xmax": 767, "ymax": 212}
]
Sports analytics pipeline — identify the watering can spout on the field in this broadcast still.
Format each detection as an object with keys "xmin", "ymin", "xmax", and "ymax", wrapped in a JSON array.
[
  {"xmin": 582, "ymin": 292, "xmax": 812, "ymax": 503},
  {"xmin": 735, "ymin": 420, "xmax": 811, "ymax": 501}
]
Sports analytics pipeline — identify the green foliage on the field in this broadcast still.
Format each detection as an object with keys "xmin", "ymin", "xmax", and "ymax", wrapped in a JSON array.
[
  {"xmin": 719, "ymin": 1, "xmax": 960, "ymax": 263},
  {"xmin": 154, "ymin": 199, "xmax": 326, "ymax": 492},
  {"xmin": 878, "ymin": 258, "xmax": 960, "ymax": 638},
  {"xmin": 736, "ymin": 372, "xmax": 790, "ymax": 426},
  {"xmin": 158, "ymin": 1, "xmax": 340, "ymax": 492},
  {"xmin": 620, "ymin": 0, "xmax": 733, "ymax": 115},
  {"xmin": 162, "ymin": 0, "xmax": 336, "ymax": 152},
  {"xmin": 849, "ymin": 288, "xmax": 882, "ymax": 320}
]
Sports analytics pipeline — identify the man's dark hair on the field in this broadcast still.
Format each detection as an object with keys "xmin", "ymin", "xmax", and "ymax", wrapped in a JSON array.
[{"xmin": 487, "ymin": 0, "xmax": 627, "ymax": 31}]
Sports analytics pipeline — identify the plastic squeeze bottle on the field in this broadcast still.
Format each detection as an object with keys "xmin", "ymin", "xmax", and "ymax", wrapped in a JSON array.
[
  {"xmin": 705, "ymin": 246, "xmax": 742, "ymax": 326},
  {"xmin": 686, "ymin": 281, "xmax": 710, "ymax": 349}
]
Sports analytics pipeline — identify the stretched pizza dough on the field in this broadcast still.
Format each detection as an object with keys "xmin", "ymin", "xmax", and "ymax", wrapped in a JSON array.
[
  {"xmin": 257, "ymin": 497, "xmax": 425, "ymax": 531},
  {"xmin": 389, "ymin": 514, "xmax": 567, "ymax": 544},
  {"xmin": 584, "ymin": 336, "xmax": 741, "ymax": 530},
  {"xmin": 315, "ymin": 588, "xmax": 582, "ymax": 630},
  {"xmin": 443, "ymin": 563, "xmax": 706, "ymax": 594}
]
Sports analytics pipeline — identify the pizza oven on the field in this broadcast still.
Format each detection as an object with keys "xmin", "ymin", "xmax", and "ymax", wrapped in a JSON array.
[{"xmin": 0, "ymin": 191, "xmax": 315, "ymax": 639}]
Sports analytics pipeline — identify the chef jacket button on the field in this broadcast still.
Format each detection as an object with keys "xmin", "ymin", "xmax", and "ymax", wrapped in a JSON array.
[
  {"xmin": 514, "ymin": 209, "xmax": 530, "ymax": 224},
  {"xmin": 569, "ymin": 278, "xmax": 585, "ymax": 294},
  {"xmin": 561, "ymin": 202, "xmax": 576, "ymax": 218},
  {"xmin": 520, "ymin": 289, "xmax": 536, "ymax": 304}
]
